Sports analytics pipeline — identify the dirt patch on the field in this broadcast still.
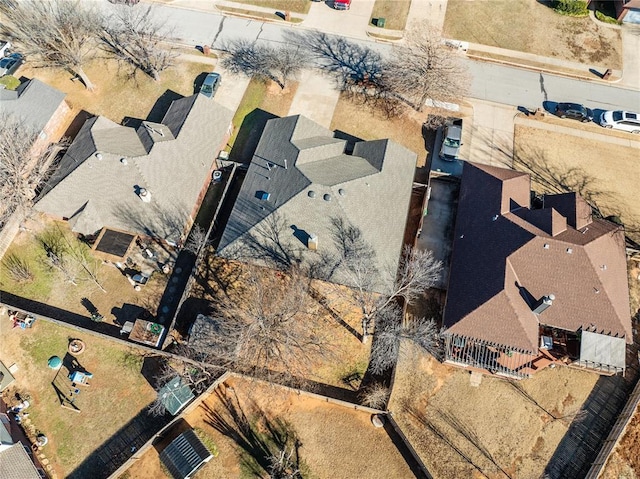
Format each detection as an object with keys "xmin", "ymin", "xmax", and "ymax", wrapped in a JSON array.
[
  {"xmin": 444, "ymin": 0, "xmax": 622, "ymax": 69},
  {"xmin": 124, "ymin": 376, "xmax": 414, "ymax": 479},
  {"xmin": 513, "ymin": 124, "xmax": 640, "ymax": 243},
  {"xmin": 389, "ymin": 342, "xmax": 599, "ymax": 479}
]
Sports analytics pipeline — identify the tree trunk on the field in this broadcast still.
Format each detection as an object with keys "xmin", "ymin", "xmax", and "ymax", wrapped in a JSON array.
[
  {"xmin": 150, "ymin": 68, "xmax": 160, "ymax": 82},
  {"xmin": 75, "ymin": 67, "xmax": 96, "ymax": 91}
]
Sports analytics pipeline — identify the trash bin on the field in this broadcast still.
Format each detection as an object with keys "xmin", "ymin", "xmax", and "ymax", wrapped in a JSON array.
[
  {"xmin": 603, "ymin": 68, "xmax": 612, "ymax": 80},
  {"xmin": 377, "ymin": 18, "xmax": 385, "ymax": 28},
  {"xmin": 203, "ymin": 45, "xmax": 211, "ymax": 55}
]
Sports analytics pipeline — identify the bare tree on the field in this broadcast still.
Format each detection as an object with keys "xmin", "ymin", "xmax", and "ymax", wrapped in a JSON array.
[
  {"xmin": 359, "ymin": 382, "xmax": 390, "ymax": 409},
  {"xmin": 0, "ymin": 0, "xmax": 103, "ymax": 90},
  {"xmin": 3, "ymin": 254, "xmax": 34, "ymax": 283},
  {"xmin": 385, "ymin": 24, "xmax": 470, "ymax": 111},
  {"xmin": 38, "ymin": 230, "xmax": 80, "ymax": 286},
  {"xmin": 220, "ymin": 39, "xmax": 307, "ymax": 90},
  {"xmin": 195, "ymin": 265, "xmax": 330, "ymax": 384},
  {"xmin": 329, "ymin": 217, "xmax": 442, "ymax": 341},
  {"xmin": 268, "ymin": 447, "xmax": 303, "ymax": 479},
  {"xmin": 369, "ymin": 306, "xmax": 441, "ymax": 374},
  {"xmin": 100, "ymin": 5, "xmax": 178, "ymax": 81},
  {"xmin": 183, "ymin": 224, "xmax": 209, "ymax": 256},
  {"xmin": 0, "ymin": 114, "xmax": 60, "ymax": 229}
]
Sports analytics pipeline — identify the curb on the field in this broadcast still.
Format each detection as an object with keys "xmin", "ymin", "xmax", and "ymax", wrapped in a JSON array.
[{"xmin": 466, "ymin": 53, "xmax": 623, "ymax": 85}]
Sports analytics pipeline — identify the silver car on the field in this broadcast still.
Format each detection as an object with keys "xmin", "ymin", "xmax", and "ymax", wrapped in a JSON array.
[
  {"xmin": 200, "ymin": 72, "xmax": 221, "ymax": 98},
  {"xmin": 440, "ymin": 124, "xmax": 462, "ymax": 161}
]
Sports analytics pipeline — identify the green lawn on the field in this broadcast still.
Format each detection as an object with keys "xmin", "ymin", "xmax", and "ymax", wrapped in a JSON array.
[
  {"xmin": 369, "ymin": 0, "xmax": 411, "ymax": 31},
  {"xmin": 0, "ymin": 319, "xmax": 155, "ymax": 477},
  {"xmin": 228, "ymin": 77, "xmax": 298, "ymax": 161}
]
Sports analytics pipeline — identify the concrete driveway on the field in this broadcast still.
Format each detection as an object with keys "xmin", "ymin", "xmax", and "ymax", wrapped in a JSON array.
[
  {"xmin": 301, "ymin": 0, "xmax": 375, "ymax": 40},
  {"xmin": 621, "ymin": 24, "xmax": 640, "ymax": 90},
  {"xmin": 288, "ymin": 69, "xmax": 340, "ymax": 128},
  {"xmin": 466, "ymin": 99, "xmax": 516, "ymax": 168}
]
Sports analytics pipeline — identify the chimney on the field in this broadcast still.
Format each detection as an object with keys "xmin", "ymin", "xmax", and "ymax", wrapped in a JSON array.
[
  {"xmin": 532, "ymin": 294, "xmax": 555, "ymax": 315},
  {"xmin": 139, "ymin": 188, "xmax": 151, "ymax": 203},
  {"xmin": 307, "ymin": 233, "xmax": 318, "ymax": 251}
]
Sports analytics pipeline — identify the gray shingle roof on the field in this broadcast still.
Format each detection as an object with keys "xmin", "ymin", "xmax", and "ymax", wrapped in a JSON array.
[
  {"xmin": 0, "ymin": 78, "xmax": 66, "ymax": 134},
  {"xmin": 443, "ymin": 162, "xmax": 632, "ymax": 354},
  {"xmin": 217, "ymin": 115, "xmax": 417, "ymax": 290},
  {"xmin": 35, "ymin": 95, "xmax": 234, "ymax": 242},
  {"xmin": 0, "ymin": 443, "xmax": 41, "ymax": 479}
]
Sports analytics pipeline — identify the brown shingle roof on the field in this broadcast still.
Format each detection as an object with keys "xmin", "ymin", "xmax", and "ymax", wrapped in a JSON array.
[{"xmin": 443, "ymin": 162, "xmax": 631, "ymax": 353}]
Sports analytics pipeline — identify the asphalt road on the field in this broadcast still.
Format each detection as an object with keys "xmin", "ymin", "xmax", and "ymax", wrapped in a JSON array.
[{"xmin": 148, "ymin": 3, "xmax": 640, "ymax": 112}]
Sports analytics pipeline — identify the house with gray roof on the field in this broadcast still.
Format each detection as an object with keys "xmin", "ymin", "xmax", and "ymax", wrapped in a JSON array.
[
  {"xmin": 0, "ymin": 78, "xmax": 70, "ymax": 152},
  {"xmin": 442, "ymin": 162, "xmax": 632, "ymax": 378},
  {"xmin": 217, "ymin": 115, "xmax": 417, "ymax": 290},
  {"xmin": 35, "ymin": 95, "xmax": 233, "ymax": 245}
]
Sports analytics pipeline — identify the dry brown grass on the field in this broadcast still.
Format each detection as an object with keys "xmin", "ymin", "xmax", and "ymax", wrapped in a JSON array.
[
  {"xmin": 0, "ymin": 318, "xmax": 155, "ymax": 478},
  {"xmin": 19, "ymin": 56, "xmax": 215, "ymax": 124},
  {"xmin": 189, "ymin": 257, "xmax": 370, "ymax": 388},
  {"xmin": 444, "ymin": 0, "xmax": 622, "ymax": 68},
  {"xmin": 124, "ymin": 376, "xmax": 414, "ymax": 479},
  {"xmin": 513, "ymin": 124, "xmax": 640, "ymax": 243},
  {"xmin": 389, "ymin": 342, "xmax": 599, "ymax": 479}
]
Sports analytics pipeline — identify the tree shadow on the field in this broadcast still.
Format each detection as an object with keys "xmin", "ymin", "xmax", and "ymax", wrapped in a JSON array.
[
  {"xmin": 193, "ymin": 71, "xmax": 209, "ymax": 95},
  {"xmin": 202, "ymin": 388, "xmax": 302, "ymax": 476},
  {"xmin": 230, "ymin": 108, "xmax": 278, "ymax": 163},
  {"xmin": 110, "ymin": 303, "xmax": 148, "ymax": 326},
  {"xmin": 146, "ymin": 90, "xmax": 184, "ymax": 123}
]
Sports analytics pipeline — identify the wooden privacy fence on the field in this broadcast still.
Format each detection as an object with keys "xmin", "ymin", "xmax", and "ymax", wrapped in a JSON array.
[{"xmin": 584, "ymin": 377, "xmax": 640, "ymax": 478}]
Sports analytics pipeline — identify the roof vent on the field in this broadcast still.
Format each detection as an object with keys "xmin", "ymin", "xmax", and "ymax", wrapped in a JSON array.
[
  {"xmin": 120, "ymin": 158, "xmax": 128, "ymax": 165},
  {"xmin": 532, "ymin": 294, "xmax": 555, "ymax": 315},
  {"xmin": 338, "ymin": 189, "xmax": 346, "ymax": 196},
  {"xmin": 95, "ymin": 153, "xmax": 103, "ymax": 160},
  {"xmin": 323, "ymin": 194, "xmax": 332, "ymax": 202},
  {"xmin": 139, "ymin": 188, "xmax": 151, "ymax": 203},
  {"xmin": 601, "ymin": 264, "xmax": 607, "ymax": 271},
  {"xmin": 308, "ymin": 190, "xmax": 316, "ymax": 199},
  {"xmin": 259, "ymin": 192, "xmax": 270, "ymax": 201},
  {"xmin": 543, "ymin": 243, "xmax": 549, "ymax": 249},
  {"xmin": 566, "ymin": 248, "xmax": 573, "ymax": 254},
  {"xmin": 492, "ymin": 214, "xmax": 499, "ymax": 221}
]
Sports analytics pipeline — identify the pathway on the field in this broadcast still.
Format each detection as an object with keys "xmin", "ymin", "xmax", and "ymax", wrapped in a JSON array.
[
  {"xmin": 465, "ymin": 99, "xmax": 516, "ymax": 168},
  {"xmin": 287, "ymin": 69, "xmax": 340, "ymax": 128},
  {"xmin": 621, "ymin": 24, "xmax": 640, "ymax": 90}
]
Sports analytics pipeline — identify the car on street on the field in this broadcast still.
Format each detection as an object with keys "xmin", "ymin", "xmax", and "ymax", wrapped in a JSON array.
[
  {"xmin": 0, "ymin": 52, "xmax": 23, "ymax": 77},
  {"xmin": 599, "ymin": 110, "xmax": 640, "ymax": 134},
  {"xmin": 554, "ymin": 102, "xmax": 593, "ymax": 123},
  {"xmin": 439, "ymin": 122, "xmax": 462, "ymax": 161},
  {"xmin": 199, "ymin": 72, "xmax": 221, "ymax": 98}
]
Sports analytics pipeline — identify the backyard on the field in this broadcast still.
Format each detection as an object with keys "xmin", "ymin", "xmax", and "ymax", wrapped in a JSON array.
[
  {"xmin": 389, "ymin": 342, "xmax": 601, "ymax": 479},
  {"xmin": 184, "ymin": 256, "xmax": 372, "ymax": 390},
  {"xmin": 120, "ymin": 375, "xmax": 414, "ymax": 479},
  {"xmin": 0, "ymin": 215, "xmax": 169, "ymax": 331},
  {"xmin": 0, "ymin": 317, "xmax": 156, "ymax": 478},
  {"xmin": 513, "ymin": 122, "xmax": 640, "ymax": 243},
  {"xmin": 443, "ymin": 0, "xmax": 622, "ymax": 69}
]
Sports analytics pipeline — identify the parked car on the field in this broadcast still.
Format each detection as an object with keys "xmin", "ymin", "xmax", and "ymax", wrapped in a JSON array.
[
  {"xmin": 599, "ymin": 110, "xmax": 640, "ymax": 134},
  {"xmin": 200, "ymin": 72, "xmax": 221, "ymax": 98},
  {"xmin": 554, "ymin": 102, "xmax": 593, "ymax": 123},
  {"xmin": 0, "ymin": 52, "xmax": 23, "ymax": 77},
  {"xmin": 439, "ymin": 121, "xmax": 462, "ymax": 161},
  {"xmin": 334, "ymin": 0, "xmax": 351, "ymax": 9}
]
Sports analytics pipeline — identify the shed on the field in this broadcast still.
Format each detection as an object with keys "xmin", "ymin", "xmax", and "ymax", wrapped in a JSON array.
[
  {"xmin": 577, "ymin": 330, "xmax": 626, "ymax": 374},
  {"xmin": 158, "ymin": 377, "xmax": 194, "ymax": 416},
  {"xmin": 159, "ymin": 429, "xmax": 213, "ymax": 479}
]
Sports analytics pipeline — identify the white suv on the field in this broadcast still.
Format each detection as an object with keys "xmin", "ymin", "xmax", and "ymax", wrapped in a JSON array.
[{"xmin": 599, "ymin": 110, "xmax": 640, "ymax": 134}]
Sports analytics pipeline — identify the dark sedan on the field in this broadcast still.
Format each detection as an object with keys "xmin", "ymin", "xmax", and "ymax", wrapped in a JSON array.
[
  {"xmin": 554, "ymin": 102, "xmax": 593, "ymax": 123},
  {"xmin": 0, "ymin": 52, "xmax": 23, "ymax": 77}
]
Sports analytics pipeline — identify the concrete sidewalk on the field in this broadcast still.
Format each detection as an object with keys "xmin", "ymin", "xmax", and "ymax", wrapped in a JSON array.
[{"xmin": 466, "ymin": 99, "xmax": 516, "ymax": 168}]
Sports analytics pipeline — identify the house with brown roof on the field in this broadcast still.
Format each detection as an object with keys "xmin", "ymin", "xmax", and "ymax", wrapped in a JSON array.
[{"xmin": 442, "ymin": 162, "xmax": 632, "ymax": 379}]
